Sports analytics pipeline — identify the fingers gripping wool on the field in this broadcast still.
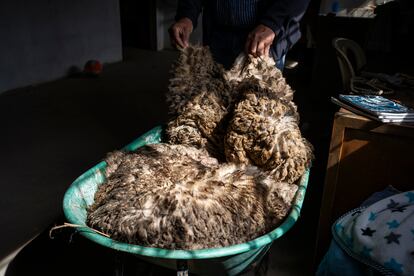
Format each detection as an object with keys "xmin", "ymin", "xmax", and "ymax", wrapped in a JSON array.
[{"xmin": 87, "ymin": 144, "xmax": 297, "ymax": 250}]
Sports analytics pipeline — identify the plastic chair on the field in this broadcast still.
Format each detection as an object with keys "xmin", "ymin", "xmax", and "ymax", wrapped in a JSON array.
[{"xmin": 332, "ymin": 37, "xmax": 367, "ymax": 92}]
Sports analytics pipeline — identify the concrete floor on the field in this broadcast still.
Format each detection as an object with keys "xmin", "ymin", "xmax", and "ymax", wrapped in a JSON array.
[{"xmin": 1, "ymin": 48, "xmax": 334, "ymax": 275}]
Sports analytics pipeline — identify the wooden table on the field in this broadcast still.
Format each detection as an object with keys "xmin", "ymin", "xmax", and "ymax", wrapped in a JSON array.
[{"xmin": 314, "ymin": 108, "xmax": 414, "ymax": 265}]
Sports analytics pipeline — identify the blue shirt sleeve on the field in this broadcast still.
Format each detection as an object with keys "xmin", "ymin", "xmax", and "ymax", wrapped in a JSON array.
[
  {"xmin": 259, "ymin": 0, "xmax": 311, "ymax": 38},
  {"xmin": 175, "ymin": 0, "xmax": 203, "ymax": 29}
]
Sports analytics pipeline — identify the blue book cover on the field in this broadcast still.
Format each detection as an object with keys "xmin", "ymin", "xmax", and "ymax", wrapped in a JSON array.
[
  {"xmin": 331, "ymin": 97, "xmax": 414, "ymax": 123},
  {"xmin": 338, "ymin": 95, "xmax": 414, "ymax": 116}
]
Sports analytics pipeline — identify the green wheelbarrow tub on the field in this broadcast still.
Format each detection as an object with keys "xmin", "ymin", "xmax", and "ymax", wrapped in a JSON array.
[{"xmin": 63, "ymin": 126, "xmax": 310, "ymax": 275}]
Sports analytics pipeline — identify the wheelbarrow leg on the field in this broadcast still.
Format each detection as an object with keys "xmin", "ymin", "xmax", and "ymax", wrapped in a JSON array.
[
  {"xmin": 177, "ymin": 260, "xmax": 188, "ymax": 276},
  {"xmin": 113, "ymin": 252, "xmax": 125, "ymax": 276}
]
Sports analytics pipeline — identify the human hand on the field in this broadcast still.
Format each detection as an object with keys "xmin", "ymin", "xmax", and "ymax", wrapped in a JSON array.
[
  {"xmin": 245, "ymin": 24, "xmax": 276, "ymax": 57},
  {"xmin": 169, "ymin": 18, "xmax": 193, "ymax": 49}
]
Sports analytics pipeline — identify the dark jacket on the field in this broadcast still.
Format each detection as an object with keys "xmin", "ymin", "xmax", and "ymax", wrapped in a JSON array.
[{"xmin": 175, "ymin": 0, "xmax": 310, "ymax": 59}]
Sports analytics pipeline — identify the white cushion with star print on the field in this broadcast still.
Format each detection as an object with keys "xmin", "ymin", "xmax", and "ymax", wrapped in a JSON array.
[{"xmin": 332, "ymin": 190, "xmax": 414, "ymax": 275}]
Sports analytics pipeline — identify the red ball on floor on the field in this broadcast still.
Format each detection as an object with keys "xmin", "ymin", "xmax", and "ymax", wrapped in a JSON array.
[{"xmin": 83, "ymin": 60, "xmax": 103, "ymax": 76}]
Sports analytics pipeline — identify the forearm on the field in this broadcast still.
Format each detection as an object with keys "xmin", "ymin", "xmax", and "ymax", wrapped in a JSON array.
[
  {"xmin": 259, "ymin": 0, "xmax": 311, "ymax": 38},
  {"xmin": 175, "ymin": 0, "xmax": 203, "ymax": 29}
]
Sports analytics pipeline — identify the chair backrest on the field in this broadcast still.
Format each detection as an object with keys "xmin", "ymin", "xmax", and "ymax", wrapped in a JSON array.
[{"xmin": 332, "ymin": 37, "xmax": 367, "ymax": 91}]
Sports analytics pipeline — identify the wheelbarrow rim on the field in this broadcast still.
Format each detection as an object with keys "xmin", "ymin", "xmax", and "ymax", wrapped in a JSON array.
[{"xmin": 63, "ymin": 126, "xmax": 309, "ymax": 260}]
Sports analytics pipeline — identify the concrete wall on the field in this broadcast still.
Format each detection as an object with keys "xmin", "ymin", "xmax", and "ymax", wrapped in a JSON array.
[{"xmin": 0, "ymin": 0, "xmax": 122, "ymax": 93}]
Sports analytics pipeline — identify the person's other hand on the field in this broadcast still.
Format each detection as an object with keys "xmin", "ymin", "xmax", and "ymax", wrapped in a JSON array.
[
  {"xmin": 169, "ymin": 18, "xmax": 193, "ymax": 49},
  {"xmin": 245, "ymin": 24, "xmax": 276, "ymax": 57}
]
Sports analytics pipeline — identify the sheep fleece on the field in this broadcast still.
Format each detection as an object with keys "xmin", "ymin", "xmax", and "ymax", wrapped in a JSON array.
[
  {"xmin": 87, "ymin": 46, "xmax": 313, "ymax": 250},
  {"xmin": 87, "ymin": 144, "xmax": 297, "ymax": 250}
]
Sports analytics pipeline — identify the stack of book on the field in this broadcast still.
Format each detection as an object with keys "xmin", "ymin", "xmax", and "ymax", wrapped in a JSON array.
[{"xmin": 331, "ymin": 94, "xmax": 414, "ymax": 123}]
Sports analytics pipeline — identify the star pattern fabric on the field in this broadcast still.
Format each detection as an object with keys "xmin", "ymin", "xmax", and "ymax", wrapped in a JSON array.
[
  {"xmin": 384, "ymin": 232, "xmax": 401, "ymax": 244},
  {"xmin": 405, "ymin": 192, "xmax": 414, "ymax": 203},
  {"xmin": 387, "ymin": 199, "xmax": 399, "ymax": 209},
  {"xmin": 384, "ymin": 258, "xmax": 403, "ymax": 274},
  {"xmin": 352, "ymin": 210, "xmax": 362, "ymax": 216},
  {"xmin": 360, "ymin": 246, "xmax": 373, "ymax": 258},
  {"xmin": 361, "ymin": 227, "xmax": 376, "ymax": 236},
  {"xmin": 391, "ymin": 206, "xmax": 407, "ymax": 213},
  {"xmin": 335, "ymin": 223, "xmax": 345, "ymax": 233},
  {"xmin": 386, "ymin": 220, "xmax": 400, "ymax": 229},
  {"xmin": 332, "ymin": 190, "xmax": 414, "ymax": 276},
  {"xmin": 368, "ymin": 212, "xmax": 377, "ymax": 221}
]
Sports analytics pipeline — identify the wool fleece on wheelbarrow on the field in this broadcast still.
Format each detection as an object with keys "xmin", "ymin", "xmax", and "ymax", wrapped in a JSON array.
[{"xmin": 87, "ymin": 46, "xmax": 313, "ymax": 250}]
